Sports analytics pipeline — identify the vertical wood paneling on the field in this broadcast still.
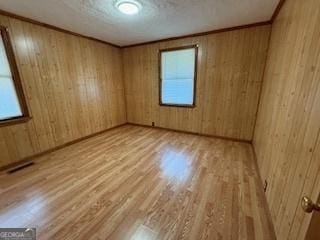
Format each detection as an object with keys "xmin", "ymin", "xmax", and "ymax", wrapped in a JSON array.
[
  {"xmin": 122, "ymin": 25, "xmax": 271, "ymax": 141},
  {"xmin": 253, "ymin": 0, "xmax": 320, "ymax": 239},
  {"xmin": 0, "ymin": 14, "xmax": 126, "ymax": 168}
]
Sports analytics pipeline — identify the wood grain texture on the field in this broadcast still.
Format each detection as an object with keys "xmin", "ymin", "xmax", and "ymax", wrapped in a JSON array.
[
  {"xmin": 0, "ymin": 123, "xmax": 127, "ymax": 172},
  {"xmin": 122, "ymin": 25, "xmax": 271, "ymax": 141},
  {"xmin": 0, "ymin": 125, "xmax": 276, "ymax": 240},
  {"xmin": 128, "ymin": 122, "xmax": 252, "ymax": 144},
  {"xmin": 0, "ymin": 14, "xmax": 126, "ymax": 168},
  {"xmin": 0, "ymin": 9, "xmax": 120, "ymax": 48},
  {"xmin": 253, "ymin": 0, "xmax": 320, "ymax": 239}
]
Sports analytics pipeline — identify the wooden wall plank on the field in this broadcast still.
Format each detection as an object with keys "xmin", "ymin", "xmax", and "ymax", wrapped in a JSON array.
[
  {"xmin": 122, "ymin": 26, "xmax": 271, "ymax": 141},
  {"xmin": 0, "ymin": 14, "xmax": 126, "ymax": 168},
  {"xmin": 253, "ymin": 0, "xmax": 320, "ymax": 239}
]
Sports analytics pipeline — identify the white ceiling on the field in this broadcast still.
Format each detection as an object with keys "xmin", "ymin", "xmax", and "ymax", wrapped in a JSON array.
[{"xmin": 0, "ymin": 0, "xmax": 280, "ymax": 47}]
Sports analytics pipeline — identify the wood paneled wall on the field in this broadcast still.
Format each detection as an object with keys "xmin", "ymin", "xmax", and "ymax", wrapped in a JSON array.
[
  {"xmin": 253, "ymin": 0, "xmax": 320, "ymax": 239},
  {"xmin": 0, "ymin": 14, "xmax": 126, "ymax": 168},
  {"xmin": 122, "ymin": 25, "xmax": 271, "ymax": 141}
]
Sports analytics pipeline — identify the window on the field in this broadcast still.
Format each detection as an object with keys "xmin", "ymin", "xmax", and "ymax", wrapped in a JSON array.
[
  {"xmin": 0, "ymin": 26, "xmax": 29, "ymax": 126},
  {"xmin": 159, "ymin": 45, "xmax": 198, "ymax": 107}
]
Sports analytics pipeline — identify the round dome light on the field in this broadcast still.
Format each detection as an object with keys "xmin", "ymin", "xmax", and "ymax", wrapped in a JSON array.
[{"xmin": 116, "ymin": 0, "xmax": 142, "ymax": 15}]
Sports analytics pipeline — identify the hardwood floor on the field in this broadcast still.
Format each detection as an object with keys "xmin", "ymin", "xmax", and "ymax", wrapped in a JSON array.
[{"xmin": 0, "ymin": 125, "xmax": 275, "ymax": 240}]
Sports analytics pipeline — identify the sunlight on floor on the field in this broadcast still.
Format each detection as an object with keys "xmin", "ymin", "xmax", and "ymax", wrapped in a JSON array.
[{"xmin": 159, "ymin": 146, "xmax": 191, "ymax": 183}]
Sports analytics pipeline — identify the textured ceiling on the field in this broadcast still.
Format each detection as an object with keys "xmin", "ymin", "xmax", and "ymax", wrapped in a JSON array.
[{"xmin": 0, "ymin": 0, "xmax": 280, "ymax": 46}]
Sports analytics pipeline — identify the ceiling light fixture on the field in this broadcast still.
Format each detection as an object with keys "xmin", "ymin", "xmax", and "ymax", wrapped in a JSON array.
[{"xmin": 115, "ymin": 0, "xmax": 142, "ymax": 15}]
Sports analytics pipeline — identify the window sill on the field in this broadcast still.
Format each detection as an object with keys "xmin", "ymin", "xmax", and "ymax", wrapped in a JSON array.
[
  {"xmin": 0, "ymin": 116, "xmax": 32, "ymax": 127},
  {"xmin": 159, "ymin": 103, "xmax": 196, "ymax": 108}
]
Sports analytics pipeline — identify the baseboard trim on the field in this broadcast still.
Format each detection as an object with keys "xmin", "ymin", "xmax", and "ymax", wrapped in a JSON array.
[
  {"xmin": 127, "ymin": 122, "xmax": 252, "ymax": 144},
  {"xmin": 1, "ymin": 122, "xmax": 252, "ymax": 172},
  {"xmin": 0, "ymin": 123, "xmax": 127, "ymax": 172},
  {"xmin": 251, "ymin": 143, "xmax": 277, "ymax": 239}
]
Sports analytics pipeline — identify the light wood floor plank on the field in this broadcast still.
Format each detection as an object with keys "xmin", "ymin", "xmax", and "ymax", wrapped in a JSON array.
[{"xmin": 0, "ymin": 125, "xmax": 275, "ymax": 240}]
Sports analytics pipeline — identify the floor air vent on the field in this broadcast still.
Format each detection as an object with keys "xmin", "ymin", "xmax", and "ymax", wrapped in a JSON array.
[{"xmin": 7, "ymin": 162, "xmax": 35, "ymax": 174}]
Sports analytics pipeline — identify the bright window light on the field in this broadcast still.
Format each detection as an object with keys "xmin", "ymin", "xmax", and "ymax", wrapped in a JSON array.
[
  {"xmin": 160, "ymin": 47, "xmax": 197, "ymax": 106},
  {"xmin": 116, "ymin": 1, "xmax": 141, "ymax": 15},
  {"xmin": 0, "ymin": 33, "xmax": 23, "ymax": 120}
]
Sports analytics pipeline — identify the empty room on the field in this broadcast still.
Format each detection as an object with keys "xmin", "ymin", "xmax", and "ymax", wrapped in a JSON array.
[{"xmin": 0, "ymin": 0, "xmax": 319, "ymax": 239}]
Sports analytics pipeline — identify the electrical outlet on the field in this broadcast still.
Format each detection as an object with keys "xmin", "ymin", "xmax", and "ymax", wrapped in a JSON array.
[{"xmin": 263, "ymin": 180, "xmax": 268, "ymax": 192}]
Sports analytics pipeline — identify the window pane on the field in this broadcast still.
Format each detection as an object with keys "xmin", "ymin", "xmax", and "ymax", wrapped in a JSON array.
[
  {"xmin": 161, "ymin": 48, "xmax": 196, "ymax": 105},
  {"xmin": 0, "ymin": 32, "xmax": 23, "ymax": 121},
  {"xmin": 162, "ymin": 79, "xmax": 194, "ymax": 104},
  {"xmin": 0, "ymin": 35, "xmax": 12, "ymax": 77},
  {"xmin": 0, "ymin": 77, "xmax": 22, "ymax": 120}
]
